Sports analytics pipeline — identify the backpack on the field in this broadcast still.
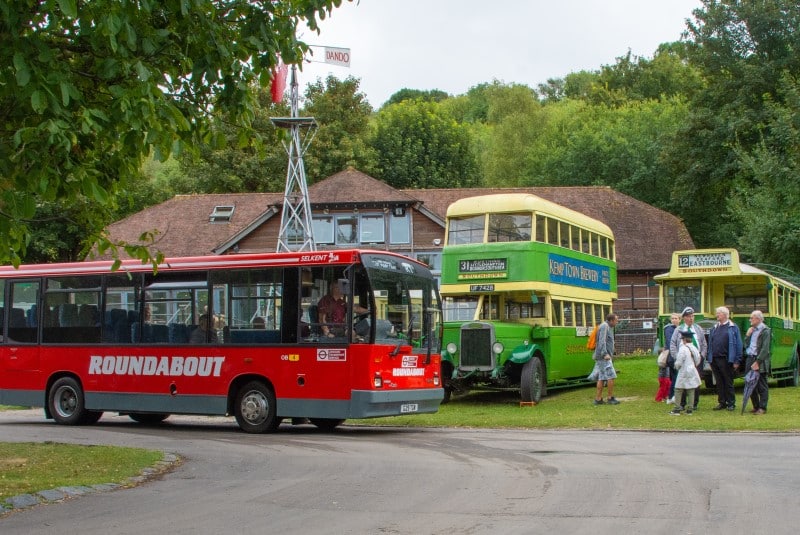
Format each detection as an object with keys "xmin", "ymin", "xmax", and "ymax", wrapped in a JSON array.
[
  {"xmin": 586, "ymin": 324, "xmax": 600, "ymax": 350},
  {"xmin": 657, "ymin": 348, "xmax": 669, "ymax": 368}
]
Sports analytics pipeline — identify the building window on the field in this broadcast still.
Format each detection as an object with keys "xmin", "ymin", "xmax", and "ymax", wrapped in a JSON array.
[
  {"xmin": 360, "ymin": 213, "xmax": 385, "ymax": 244},
  {"xmin": 209, "ymin": 205, "xmax": 234, "ymax": 222},
  {"xmin": 312, "ymin": 216, "xmax": 334, "ymax": 244},
  {"xmin": 389, "ymin": 211, "xmax": 410, "ymax": 244},
  {"xmin": 336, "ymin": 215, "xmax": 358, "ymax": 245},
  {"xmin": 415, "ymin": 252, "xmax": 442, "ymax": 272}
]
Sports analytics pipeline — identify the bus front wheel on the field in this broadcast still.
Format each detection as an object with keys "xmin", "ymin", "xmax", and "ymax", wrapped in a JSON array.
[
  {"xmin": 235, "ymin": 381, "xmax": 279, "ymax": 433},
  {"xmin": 48, "ymin": 377, "xmax": 93, "ymax": 426},
  {"xmin": 520, "ymin": 357, "xmax": 545, "ymax": 403}
]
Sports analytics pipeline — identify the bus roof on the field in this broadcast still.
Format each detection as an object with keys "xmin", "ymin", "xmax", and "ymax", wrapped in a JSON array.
[
  {"xmin": 0, "ymin": 249, "xmax": 424, "ymax": 278},
  {"xmin": 446, "ymin": 193, "xmax": 613, "ymax": 237}
]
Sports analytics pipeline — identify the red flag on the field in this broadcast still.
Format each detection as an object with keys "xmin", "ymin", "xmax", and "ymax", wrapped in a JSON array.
[{"xmin": 270, "ymin": 60, "xmax": 288, "ymax": 103}]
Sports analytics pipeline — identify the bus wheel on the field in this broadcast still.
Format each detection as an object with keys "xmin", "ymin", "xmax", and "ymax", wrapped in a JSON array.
[
  {"xmin": 441, "ymin": 386, "xmax": 452, "ymax": 404},
  {"xmin": 309, "ymin": 418, "xmax": 345, "ymax": 431},
  {"xmin": 129, "ymin": 413, "xmax": 169, "ymax": 424},
  {"xmin": 440, "ymin": 362, "xmax": 454, "ymax": 404},
  {"xmin": 48, "ymin": 377, "xmax": 89, "ymax": 426},
  {"xmin": 520, "ymin": 357, "xmax": 544, "ymax": 403},
  {"xmin": 235, "ymin": 381, "xmax": 279, "ymax": 433}
]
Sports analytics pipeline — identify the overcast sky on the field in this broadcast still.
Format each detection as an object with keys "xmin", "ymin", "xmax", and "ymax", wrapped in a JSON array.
[{"xmin": 297, "ymin": 0, "xmax": 702, "ymax": 107}]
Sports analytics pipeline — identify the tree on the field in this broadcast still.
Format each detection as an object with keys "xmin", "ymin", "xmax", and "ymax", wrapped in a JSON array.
[
  {"xmin": 176, "ymin": 86, "xmax": 290, "ymax": 195},
  {"xmin": 0, "ymin": 0, "xmax": 348, "ymax": 266},
  {"xmin": 665, "ymin": 0, "xmax": 800, "ymax": 248},
  {"xmin": 538, "ymin": 45, "xmax": 703, "ymax": 106},
  {"xmin": 172, "ymin": 75, "xmax": 374, "ymax": 196},
  {"xmin": 302, "ymin": 75, "xmax": 376, "ymax": 181},
  {"xmin": 730, "ymin": 74, "xmax": 800, "ymax": 271},
  {"xmin": 481, "ymin": 97, "xmax": 688, "ymax": 199},
  {"xmin": 383, "ymin": 88, "xmax": 450, "ymax": 108},
  {"xmin": 370, "ymin": 100, "xmax": 480, "ymax": 189}
]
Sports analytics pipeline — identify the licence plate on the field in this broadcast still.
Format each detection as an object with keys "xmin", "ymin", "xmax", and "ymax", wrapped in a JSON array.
[{"xmin": 400, "ymin": 403, "xmax": 419, "ymax": 413}]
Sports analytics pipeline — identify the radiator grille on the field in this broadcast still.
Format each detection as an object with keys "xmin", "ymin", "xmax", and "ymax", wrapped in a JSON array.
[{"xmin": 460, "ymin": 326, "xmax": 492, "ymax": 368}]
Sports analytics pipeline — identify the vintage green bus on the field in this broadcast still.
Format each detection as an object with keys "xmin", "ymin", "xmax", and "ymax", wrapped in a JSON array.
[
  {"xmin": 654, "ymin": 248, "xmax": 800, "ymax": 387},
  {"xmin": 440, "ymin": 194, "xmax": 617, "ymax": 403}
]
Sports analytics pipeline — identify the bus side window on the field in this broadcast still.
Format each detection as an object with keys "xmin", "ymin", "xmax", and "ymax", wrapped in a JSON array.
[
  {"xmin": 9, "ymin": 281, "xmax": 40, "ymax": 344},
  {"xmin": 0, "ymin": 279, "xmax": 4, "ymax": 341}
]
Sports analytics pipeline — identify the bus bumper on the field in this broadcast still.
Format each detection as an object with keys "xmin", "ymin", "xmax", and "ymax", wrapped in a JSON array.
[{"xmin": 350, "ymin": 388, "xmax": 444, "ymax": 418}]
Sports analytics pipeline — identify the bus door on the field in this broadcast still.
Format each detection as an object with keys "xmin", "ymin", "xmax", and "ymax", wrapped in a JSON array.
[{"xmin": 1, "ymin": 279, "xmax": 41, "ymax": 372}]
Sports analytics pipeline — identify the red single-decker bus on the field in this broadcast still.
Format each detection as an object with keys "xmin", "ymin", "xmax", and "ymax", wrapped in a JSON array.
[{"xmin": 0, "ymin": 249, "xmax": 443, "ymax": 432}]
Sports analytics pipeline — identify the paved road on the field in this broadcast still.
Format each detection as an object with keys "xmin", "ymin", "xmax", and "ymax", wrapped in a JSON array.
[{"xmin": 2, "ymin": 409, "xmax": 799, "ymax": 534}]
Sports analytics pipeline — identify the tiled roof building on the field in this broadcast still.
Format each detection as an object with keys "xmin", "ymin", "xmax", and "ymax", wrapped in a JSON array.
[{"xmin": 104, "ymin": 168, "xmax": 694, "ymax": 350}]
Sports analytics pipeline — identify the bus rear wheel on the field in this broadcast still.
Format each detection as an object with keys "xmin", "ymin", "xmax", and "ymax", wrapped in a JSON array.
[
  {"xmin": 235, "ymin": 381, "xmax": 279, "ymax": 433},
  {"xmin": 520, "ymin": 357, "xmax": 545, "ymax": 403},
  {"xmin": 309, "ymin": 418, "xmax": 345, "ymax": 431},
  {"xmin": 48, "ymin": 377, "xmax": 92, "ymax": 426},
  {"xmin": 793, "ymin": 362, "xmax": 800, "ymax": 387}
]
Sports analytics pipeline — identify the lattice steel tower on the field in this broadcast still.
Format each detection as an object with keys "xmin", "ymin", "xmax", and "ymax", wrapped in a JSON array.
[{"xmin": 271, "ymin": 64, "xmax": 318, "ymax": 252}]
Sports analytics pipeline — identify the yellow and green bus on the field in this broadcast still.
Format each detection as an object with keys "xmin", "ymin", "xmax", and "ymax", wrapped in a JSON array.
[
  {"xmin": 654, "ymin": 248, "xmax": 800, "ymax": 388},
  {"xmin": 440, "ymin": 194, "xmax": 617, "ymax": 403}
]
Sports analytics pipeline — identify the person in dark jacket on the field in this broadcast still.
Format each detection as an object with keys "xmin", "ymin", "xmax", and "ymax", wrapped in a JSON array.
[
  {"xmin": 708, "ymin": 306, "xmax": 743, "ymax": 411},
  {"xmin": 744, "ymin": 310, "xmax": 771, "ymax": 414}
]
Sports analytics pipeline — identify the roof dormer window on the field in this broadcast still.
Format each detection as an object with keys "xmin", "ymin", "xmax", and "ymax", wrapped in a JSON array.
[{"xmin": 209, "ymin": 205, "xmax": 234, "ymax": 222}]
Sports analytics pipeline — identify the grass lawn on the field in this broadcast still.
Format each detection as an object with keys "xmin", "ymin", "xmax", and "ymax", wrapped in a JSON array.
[
  {"xmin": 0, "ymin": 442, "xmax": 165, "ymax": 503},
  {"xmin": 349, "ymin": 354, "xmax": 800, "ymax": 432}
]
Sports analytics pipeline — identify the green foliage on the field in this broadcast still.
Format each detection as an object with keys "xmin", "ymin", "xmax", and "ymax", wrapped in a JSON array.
[
  {"xmin": 174, "ymin": 75, "xmax": 375, "ymax": 194},
  {"xmin": 481, "ymin": 96, "xmax": 689, "ymax": 201},
  {"xmin": 0, "ymin": 0, "xmax": 348, "ymax": 266},
  {"xmin": 25, "ymin": 200, "xmax": 93, "ymax": 263},
  {"xmin": 352, "ymin": 355, "xmax": 800, "ymax": 432},
  {"xmin": 177, "ymin": 86, "xmax": 290, "ymax": 194},
  {"xmin": 370, "ymin": 99, "xmax": 481, "ymax": 189},
  {"xmin": 730, "ymin": 74, "xmax": 800, "ymax": 271},
  {"xmin": 302, "ymin": 75, "xmax": 377, "ymax": 181},
  {"xmin": 384, "ymin": 88, "xmax": 450, "ymax": 108},
  {"xmin": 665, "ymin": 0, "xmax": 800, "ymax": 248},
  {"xmin": 539, "ymin": 45, "xmax": 703, "ymax": 105}
]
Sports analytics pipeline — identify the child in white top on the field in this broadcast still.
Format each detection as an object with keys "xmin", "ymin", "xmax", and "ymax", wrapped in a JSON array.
[{"xmin": 670, "ymin": 329, "xmax": 702, "ymax": 415}]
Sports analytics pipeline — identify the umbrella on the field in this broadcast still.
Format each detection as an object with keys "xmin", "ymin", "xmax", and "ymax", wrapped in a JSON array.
[{"xmin": 741, "ymin": 369, "xmax": 760, "ymax": 414}]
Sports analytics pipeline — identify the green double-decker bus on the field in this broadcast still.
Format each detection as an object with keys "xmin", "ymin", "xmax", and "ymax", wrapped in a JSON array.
[
  {"xmin": 440, "ymin": 194, "xmax": 617, "ymax": 403},
  {"xmin": 654, "ymin": 248, "xmax": 800, "ymax": 388}
]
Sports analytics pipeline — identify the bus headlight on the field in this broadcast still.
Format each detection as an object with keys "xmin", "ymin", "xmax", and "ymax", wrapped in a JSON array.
[
  {"xmin": 374, "ymin": 373, "xmax": 383, "ymax": 388},
  {"xmin": 492, "ymin": 342, "xmax": 504, "ymax": 355},
  {"xmin": 433, "ymin": 372, "xmax": 440, "ymax": 386},
  {"xmin": 446, "ymin": 342, "xmax": 457, "ymax": 355}
]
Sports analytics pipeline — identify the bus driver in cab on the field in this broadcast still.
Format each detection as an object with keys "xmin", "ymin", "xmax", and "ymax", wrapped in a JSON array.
[{"xmin": 317, "ymin": 281, "xmax": 367, "ymax": 339}]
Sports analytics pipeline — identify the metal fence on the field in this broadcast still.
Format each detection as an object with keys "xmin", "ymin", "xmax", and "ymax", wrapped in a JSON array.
[{"xmin": 614, "ymin": 311, "xmax": 660, "ymax": 355}]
